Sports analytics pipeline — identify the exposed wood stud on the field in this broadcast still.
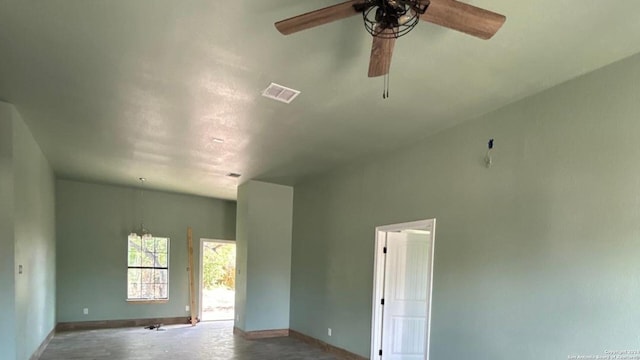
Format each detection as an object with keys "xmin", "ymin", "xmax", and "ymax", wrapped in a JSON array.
[{"xmin": 187, "ymin": 226, "xmax": 197, "ymax": 326}]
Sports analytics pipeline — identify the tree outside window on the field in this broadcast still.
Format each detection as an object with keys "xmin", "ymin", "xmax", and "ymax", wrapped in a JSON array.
[{"xmin": 127, "ymin": 235, "xmax": 169, "ymax": 300}]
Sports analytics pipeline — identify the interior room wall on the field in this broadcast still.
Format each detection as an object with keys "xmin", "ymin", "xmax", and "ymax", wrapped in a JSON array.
[
  {"xmin": 234, "ymin": 180, "xmax": 293, "ymax": 332},
  {"xmin": 234, "ymin": 182, "xmax": 249, "ymax": 331},
  {"xmin": 13, "ymin": 106, "xmax": 56, "ymax": 360},
  {"xmin": 0, "ymin": 102, "xmax": 17, "ymax": 360},
  {"xmin": 0, "ymin": 101, "xmax": 56, "ymax": 360},
  {"xmin": 290, "ymin": 52, "xmax": 640, "ymax": 358},
  {"xmin": 55, "ymin": 179, "xmax": 236, "ymax": 323}
]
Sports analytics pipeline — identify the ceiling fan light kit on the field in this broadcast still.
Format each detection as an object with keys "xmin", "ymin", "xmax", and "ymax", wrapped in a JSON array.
[
  {"xmin": 357, "ymin": 0, "xmax": 430, "ymax": 39},
  {"xmin": 275, "ymin": 0, "xmax": 506, "ymax": 97}
]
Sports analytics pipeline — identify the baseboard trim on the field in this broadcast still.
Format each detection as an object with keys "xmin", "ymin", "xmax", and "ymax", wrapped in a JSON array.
[
  {"xmin": 289, "ymin": 329, "xmax": 368, "ymax": 360},
  {"xmin": 29, "ymin": 327, "xmax": 55, "ymax": 360},
  {"xmin": 56, "ymin": 316, "xmax": 190, "ymax": 332},
  {"xmin": 233, "ymin": 327, "xmax": 290, "ymax": 339}
]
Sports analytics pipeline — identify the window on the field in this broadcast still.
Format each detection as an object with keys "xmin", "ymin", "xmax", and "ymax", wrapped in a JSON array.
[{"xmin": 127, "ymin": 235, "xmax": 169, "ymax": 301}]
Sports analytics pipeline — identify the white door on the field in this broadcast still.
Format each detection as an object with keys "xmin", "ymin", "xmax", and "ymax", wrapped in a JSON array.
[{"xmin": 381, "ymin": 231, "xmax": 431, "ymax": 360}]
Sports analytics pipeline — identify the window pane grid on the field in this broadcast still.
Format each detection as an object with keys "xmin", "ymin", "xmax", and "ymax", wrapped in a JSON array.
[{"xmin": 127, "ymin": 235, "xmax": 169, "ymax": 300}]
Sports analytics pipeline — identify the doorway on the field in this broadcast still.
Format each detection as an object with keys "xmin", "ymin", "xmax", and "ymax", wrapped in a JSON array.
[
  {"xmin": 199, "ymin": 239, "xmax": 236, "ymax": 321},
  {"xmin": 370, "ymin": 219, "xmax": 436, "ymax": 360}
]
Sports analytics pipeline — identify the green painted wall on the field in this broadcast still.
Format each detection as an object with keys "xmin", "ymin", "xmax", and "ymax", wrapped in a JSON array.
[
  {"xmin": 0, "ymin": 102, "xmax": 16, "ymax": 360},
  {"xmin": 245, "ymin": 181, "xmax": 293, "ymax": 331},
  {"xmin": 13, "ymin": 107, "xmax": 56, "ymax": 360},
  {"xmin": 234, "ymin": 182, "xmax": 249, "ymax": 330},
  {"xmin": 0, "ymin": 102, "xmax": 56, "ymax": 360},
  {"xmin": 234, "ymin": 180, "xmax": 293, "ymax": 332},
  {"xmin": 291, "ymin": 52, "xmax": 640, "ymax": 358},
  {"xmin": 56, "ymin": 179, "xmax": 236, "ymax": 322}
]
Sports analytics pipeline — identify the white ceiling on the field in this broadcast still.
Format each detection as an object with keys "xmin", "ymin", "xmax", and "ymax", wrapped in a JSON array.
[{"xmin": 1, "ymin": 0, "xmax": 640, "ymax": 200}]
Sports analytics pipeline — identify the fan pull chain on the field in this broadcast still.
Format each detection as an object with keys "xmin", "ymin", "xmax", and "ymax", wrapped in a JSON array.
[
  {"xmin": 382, "ymin": 75, "xmax": 386, "ymax": 99},
  {"xmin": 383, "ymin": 73, "xmax": 390, "ymax": 99},
  {"xmin": 386, "ymin": 73, "xmax": 390, "ymax": 98}
]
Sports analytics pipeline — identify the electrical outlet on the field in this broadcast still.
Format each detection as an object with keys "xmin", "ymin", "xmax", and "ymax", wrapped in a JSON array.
[
  {"xmin": 185, "ymin": 305, "xmax": 190, "ymax": 312},
  {"xmin": 328, "ymin": 328, "xmax": 332, "ymax": 337},
  {"xmin": 18, "ymin": 265, "xmax": 23, "ymax": 274},
  {"xmin": 83, "ymin": 308, "xmax": 89, "ymax": 315}
]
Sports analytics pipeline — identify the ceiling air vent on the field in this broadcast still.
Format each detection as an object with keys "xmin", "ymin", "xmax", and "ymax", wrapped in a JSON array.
[
  {"xmin": 227, "ymin": 172, "xmax": 242, "ymax": 178},
  {"xmin": 262, "ymin": 83, "xmax": 300, "ymax": 104}
]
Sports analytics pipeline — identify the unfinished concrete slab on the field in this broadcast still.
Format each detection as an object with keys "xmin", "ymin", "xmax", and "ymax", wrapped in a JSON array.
[{"xmin": 40, "ymin": 321, "xmax": 339, "ymax": 360}]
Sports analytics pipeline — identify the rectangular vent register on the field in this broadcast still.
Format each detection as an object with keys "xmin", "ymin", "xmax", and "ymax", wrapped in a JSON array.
[{"xmin": 262, "ymin": 83, "xmax": 300, "ymax": 104}]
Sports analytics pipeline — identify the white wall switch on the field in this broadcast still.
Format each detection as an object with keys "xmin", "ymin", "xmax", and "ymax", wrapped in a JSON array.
[{"xmin": 83, "ymin": 308, "xmax": 89, "ymax": 315}]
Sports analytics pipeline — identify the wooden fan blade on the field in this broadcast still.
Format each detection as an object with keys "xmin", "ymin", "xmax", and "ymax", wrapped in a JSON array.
[
  {"xmin": 275, "ymin": 0, "xmax": 362, "ymax": 35},
  {"xmin": 368, "ymin": 29, "xmax": 396, "ymax": 78},
  {"xmin": 420, "ymin": 0, "xmax": 506, "ymax": 40}
]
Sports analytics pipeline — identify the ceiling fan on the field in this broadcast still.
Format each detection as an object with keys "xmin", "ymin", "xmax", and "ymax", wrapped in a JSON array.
[{"xmin": 275, "ymin": 0, "xmax": 506, "ymax": 78}]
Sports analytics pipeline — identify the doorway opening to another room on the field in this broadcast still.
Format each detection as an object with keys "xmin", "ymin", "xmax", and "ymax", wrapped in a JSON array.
[
  {"xmin": 370, "ymin": 219, "xmax": 436, "ymax": 360},
  {"xmin": 199, "ymin": 239, "xmax": 236, "ymax": 321}
]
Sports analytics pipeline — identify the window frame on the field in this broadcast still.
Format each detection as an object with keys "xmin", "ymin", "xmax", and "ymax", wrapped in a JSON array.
[{"xmin": 126, "ymin": 235, "xmax": 170, "ymax": 303}]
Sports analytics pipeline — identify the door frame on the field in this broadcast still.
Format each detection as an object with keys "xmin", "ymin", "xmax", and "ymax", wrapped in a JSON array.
[
  {"xmin": 370, "ymin": 219, "xmax": 436, "ymax": 360},
  {"xmin": 198, "ymin": 238, "xmax": 236, "ymax": 321}
]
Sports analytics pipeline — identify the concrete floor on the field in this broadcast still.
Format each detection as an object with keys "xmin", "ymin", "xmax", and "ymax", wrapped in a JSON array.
[{"xmin": 40, "ymin": 321, "xmax": 339, "ymax": 360}]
